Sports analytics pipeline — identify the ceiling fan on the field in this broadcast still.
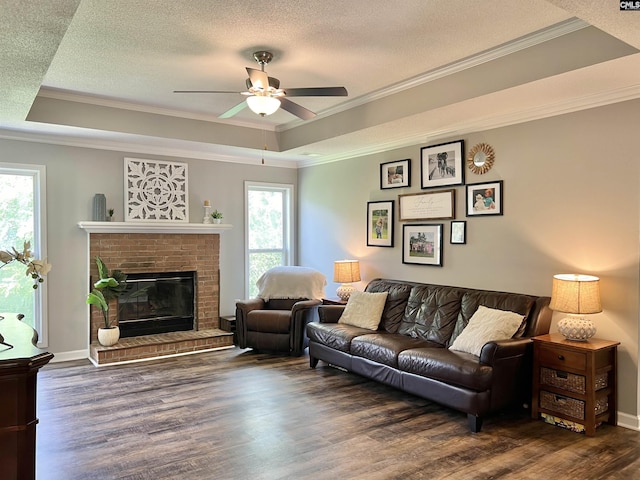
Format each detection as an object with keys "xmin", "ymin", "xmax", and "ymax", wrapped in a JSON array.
[{"xmin": 174, "ymin": 50, "xmax": 348, "ymax": 120}]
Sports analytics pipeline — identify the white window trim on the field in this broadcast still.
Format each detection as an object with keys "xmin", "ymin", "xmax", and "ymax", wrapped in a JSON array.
[
  {"xmin": 0, "ymin": 163, "xmax": 48, "ymax": 347},
  {"xmin": 244, "ymin": 181, "xmax": 295, "ymax": 298}
]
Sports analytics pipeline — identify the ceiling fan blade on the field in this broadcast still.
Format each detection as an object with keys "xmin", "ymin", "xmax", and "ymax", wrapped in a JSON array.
[
  {"xmin": 279, "ymin": 97, "xmax": 316, "ymax": 120},
  {"xmin": 173, "ymin": 90, "xmax": 239, "ymax": 94},
  {"xmin": 283, "ymin": 86, "xmax": 348, "ymax": 97},
  {"xmin": 246, "ymin": 68, "xmax": 270, "ymax": 91},
  {"xmin": 219, "ymin": 101, "xmax": 248, "ymax": 119}
]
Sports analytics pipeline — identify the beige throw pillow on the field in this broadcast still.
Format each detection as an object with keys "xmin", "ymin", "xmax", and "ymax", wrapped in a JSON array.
[
  {"xmin": 338, "ymin": 291, "xmax": 388, "ymax": 330},
  {"xmin": 449, "ymin": 305, "xmax": 524, "ymax": 356}
]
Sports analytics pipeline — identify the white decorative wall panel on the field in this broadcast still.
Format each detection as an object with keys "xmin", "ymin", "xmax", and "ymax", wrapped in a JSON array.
[{"xmin": 125, "ymin": 158, "xmax": 188, "ymax": 222}]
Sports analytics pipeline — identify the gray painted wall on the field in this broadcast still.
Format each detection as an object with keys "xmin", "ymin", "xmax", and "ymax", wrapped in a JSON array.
[
  {"xmin": 0, "ymin": 139, "xmax": 296, "ymax": 355},
  {"xmin": 298, "ymin": 100, "xmax": 640, "ymax": 422}
]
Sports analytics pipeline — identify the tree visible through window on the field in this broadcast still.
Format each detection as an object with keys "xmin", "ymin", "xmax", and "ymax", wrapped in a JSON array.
[
  {"xmin": 245, "ymin": 182, "xmax": 294, "ymax": 298},
  {"xmin": 0, "ymin": 164, "xmax": 48, "ymax": 346}
]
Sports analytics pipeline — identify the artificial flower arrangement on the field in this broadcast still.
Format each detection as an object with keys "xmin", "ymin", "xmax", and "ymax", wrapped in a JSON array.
[{"xmin": 0, "ymin": 241, "xmax": 51, "ymax": 288}]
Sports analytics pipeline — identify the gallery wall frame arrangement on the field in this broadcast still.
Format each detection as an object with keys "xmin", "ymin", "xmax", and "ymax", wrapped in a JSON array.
[
  {"xmin": 380, "ymin": 159, "xmax": 410, "ymax": 189},
  {"xmin": 125, "ymin": 157, "xmax": 189, "ymax": 222},
  {"xmin": 420, "ymin": 140, "xmax": 465, "ymax": 189},
  {"xmin": 398, "ymin": 189, "xmax": 455, "ymax": 221},
  {"xmin": 466, "ymin": 180, "xmax": 503, "ymax": 217},
  {"xmin": 367, "ymin": 200, "xmax": 394, "ymax": 247},
  {"xmin": 402, "ymin": 223, "xmax": 443, "ymax": 266},
  {"xmin": 450, "ymin": 221, "xmax": 466, "ymax": 244}
]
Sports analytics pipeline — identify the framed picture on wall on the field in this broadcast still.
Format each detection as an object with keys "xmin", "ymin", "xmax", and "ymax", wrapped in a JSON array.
[
  {"xmin": 398, "ymin": 189, "xmax": 455, "ymax": 221},
  {"xmin": 450, "ymin": 221, "xmax": 466, "ymax": 244},
  {"xmin": 402, "ymin": 223, "xmax": 443, "ymax": 266},
  {"xmin": 466, "ymin": 180, "xmax": 503, "ymax": 216},
  {"xmin": 367, "ymin": 200, "xmax": 394, "ymax": 247},
  {"xmin": 420, "ymin": 140, "xmax": 465, "ymax": 189},
  {"xmin": 380, "ymin": 159, "xmax": 410, "ymax": 189}
]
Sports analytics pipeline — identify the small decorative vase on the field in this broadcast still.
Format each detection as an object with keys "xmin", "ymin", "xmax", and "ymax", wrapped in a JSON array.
[
  {"xmin": 93, "ymin": 194, "xmax": 107, "ymax": 221},
  {"xmin": 213, "ymin": 218, "xmax": 222, "ymax": 224},
  {"xmin": 98, "ymin": 326, "xmax": 120, "ymax": 347}
]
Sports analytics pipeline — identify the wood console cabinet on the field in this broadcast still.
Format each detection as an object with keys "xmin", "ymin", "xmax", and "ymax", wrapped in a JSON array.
[
  {"xmin": 0, "ymin": 315, "xmax": 54, "ymax": 480},
  {"xmin": 531, "ymin": 333, "xmax": 618, "ymax": 436}
]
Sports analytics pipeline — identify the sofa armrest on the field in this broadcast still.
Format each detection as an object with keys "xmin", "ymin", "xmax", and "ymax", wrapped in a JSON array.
[
  {"xmin": 479, "ymin": 338, "xmax": 532, "ymax": 364},
  {"xmin": 235, "ymin": 298, "xmax": 266, "ymax": 348},
  {"xmin": 291, "ymin": 298, "xmax": 322, "ymax": 316},
  {"xmin": 318, "ymin": 305, "xmax": 345, "ymax": 323},
  {"xmin": 480, "ymin": 338, "xmax": 534, "ymax": 411}
]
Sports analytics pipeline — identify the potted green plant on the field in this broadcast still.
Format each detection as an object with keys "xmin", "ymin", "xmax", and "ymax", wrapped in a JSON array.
[
  {"xmin": 211, "ymin": 210, "xmax": 223, "ymax": 224},
  {"xmin": 86, "ymin": 256, "xmax": 127, "ymax": 346},
  {"xmin": 107, "ymin": 208, "xmax": 114, "ymax": 221}
]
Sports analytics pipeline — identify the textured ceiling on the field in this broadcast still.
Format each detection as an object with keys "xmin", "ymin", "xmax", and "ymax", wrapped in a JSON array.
[{"xmin": 1, "ymin": 1, "xmax": 639, "ymax": 166}]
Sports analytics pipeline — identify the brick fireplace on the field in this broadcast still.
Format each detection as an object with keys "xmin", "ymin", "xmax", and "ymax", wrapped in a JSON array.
[{"xmin": 79, "ymin": 222, "xmax": 233, "ymax": 365}]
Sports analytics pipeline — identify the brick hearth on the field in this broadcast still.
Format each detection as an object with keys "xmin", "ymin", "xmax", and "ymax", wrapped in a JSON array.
[{"xmin": 79, "ymin": 222, "xmax": 233, "ymax": 365}]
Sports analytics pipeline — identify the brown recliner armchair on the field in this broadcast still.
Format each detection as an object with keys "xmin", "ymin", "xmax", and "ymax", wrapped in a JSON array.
[{"xmin": 235, "ymin": 266, "xmax": 326, "ymax": 356}]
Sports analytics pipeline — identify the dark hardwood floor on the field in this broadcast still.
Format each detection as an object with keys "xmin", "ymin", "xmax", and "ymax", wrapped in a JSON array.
[{"xmin": 36, "ymin": 347, "xmax": 640, "ymax": 480}]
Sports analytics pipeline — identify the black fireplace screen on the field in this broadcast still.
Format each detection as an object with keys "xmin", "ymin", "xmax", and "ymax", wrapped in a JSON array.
[{"xmin": 118, "ymin": 271, "xmax": 196, "ymax": 338}]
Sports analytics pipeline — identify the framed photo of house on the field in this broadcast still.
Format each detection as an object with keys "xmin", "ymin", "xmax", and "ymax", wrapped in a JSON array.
[
  {"xmin": 398, "ymin": 189, "xmax": 455, "ymax": 221},
  {"xmin": 420, "ymin": 140, "xmax": 465, "ymax": 189},
  {"xmin": 380, "ymin": 159, "xmax": 410, "ymax": 189},
  {"xmin": 466, "ymin": 180, "xmax": 503, "ymax": 217},
  {"xmin": 402, "ymin": 223, "xmax": 443, "ymax": 266},
  {"xmin": 367, "ymin": 200, "xmax": 394, "ymax": 247},
  {"xmin": 450, "ymin": 221, "xmax": 466, "ymax": 244}
]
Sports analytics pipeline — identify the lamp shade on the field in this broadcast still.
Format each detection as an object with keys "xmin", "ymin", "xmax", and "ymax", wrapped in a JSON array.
[
  {"xmin": 550, "ymin": 274, "xmax": 602, "ymax": 314},
  {"xmin": 246, "ymin": 95, "xmax": 281, "ymax": 116},
  {"xmin": 333, "ymin": 260, "xmax": 361, "ymax": 284}
]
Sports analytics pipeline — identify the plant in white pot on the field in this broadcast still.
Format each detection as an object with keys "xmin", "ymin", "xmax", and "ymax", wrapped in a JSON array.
[
  {"xmin": 210, "ymin": 210, "xmax": 223, "ymax": 224},
  {"xmin": 86, "ymin": 256, "xmax": 127, "ymax": 347}
]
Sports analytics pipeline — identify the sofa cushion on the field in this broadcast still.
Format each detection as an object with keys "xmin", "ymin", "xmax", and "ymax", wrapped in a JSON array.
[
  {"xmin": 365, "ymin": 279, "xmax": 413, "ymax": 333},
  {"xmin": 449, "ymin": 291, "xmax": 534, "ymax": 346},
  {"xmin": 448, "ymin": 306, "xmax": 524, "ymax": 356},
  {"xmin": 398, "ymin": 348, "xmax": 493, "ymax": 391},
  {"xmin": 338, "ymin": 291, "xmax": 388, "ymax": 330},
  {"xmin": 246, "ymin": 310, "xmax": 291, "ymax": 333},
  {"xmin": 351, "ymin": 333, "xmax": 437, "ymax": 368},
  {"xmin": 397, "ymin": 285, "xmax": 463, "ymax": 345},
  {"xmin": 306, "ymin": 322, "xmax": 371, "ymax": 352}
]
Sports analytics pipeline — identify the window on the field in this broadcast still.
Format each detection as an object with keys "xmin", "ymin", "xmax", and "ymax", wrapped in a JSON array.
[
  {"xmin": 0, "ymin": 163, "xmax": 48, "ymax": 347},
  {"xmin": 245, "ymin": 181, "xmax": 294, "ymax": 298}
]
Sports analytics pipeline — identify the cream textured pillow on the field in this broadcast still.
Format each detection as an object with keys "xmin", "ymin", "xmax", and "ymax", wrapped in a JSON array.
[
  {"xmin": 449, "ymin": 305, "xmax": 524, "ymax": 356},
  {"xmin": 338, "ymin": 291, "xmax": 388, "ymax": 330}
]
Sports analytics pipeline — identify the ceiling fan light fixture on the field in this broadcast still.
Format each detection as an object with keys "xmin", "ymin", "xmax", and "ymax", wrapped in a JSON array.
[{"xmin": 246, "ymin": 95, "xmax": 281, "ymax": 116}]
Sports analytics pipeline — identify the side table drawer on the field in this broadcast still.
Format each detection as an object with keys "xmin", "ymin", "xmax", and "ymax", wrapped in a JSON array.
[
  {"xmin": 540, "ymin": 368, "xmax": 609, "ymax": 394},
  {"xmin": 539, "ymin": 344, "xmax": 586, "ymax": 370},
  {"xmin": 539, "ymin": 390, "xmax": 608, "ymax": 420}
]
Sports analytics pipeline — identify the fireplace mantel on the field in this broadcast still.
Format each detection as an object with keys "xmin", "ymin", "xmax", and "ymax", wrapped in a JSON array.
[{"xmin": 78, "ymin": 221, "xmax": 232, "ymax": 234}]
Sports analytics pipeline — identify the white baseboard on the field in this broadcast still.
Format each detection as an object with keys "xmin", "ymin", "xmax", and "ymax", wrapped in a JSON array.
[
  {"xmin": 617, "ymin": 411, "xmax": 640, "ymax": 431},
  {"xmin": 49, "ymin": 349, "xmax": 89, "ymax": 363}
]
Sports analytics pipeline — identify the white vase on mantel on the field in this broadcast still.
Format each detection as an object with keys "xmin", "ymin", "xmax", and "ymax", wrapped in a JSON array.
[{"xmin": 98, "ymin": 326, "xmax": 120, "ymax": 347}]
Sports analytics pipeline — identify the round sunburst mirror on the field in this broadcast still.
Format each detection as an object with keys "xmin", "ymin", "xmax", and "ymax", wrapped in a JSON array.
[{"xmin": 467, "ymin": 143, "xmax": 495, "ymax": 175}]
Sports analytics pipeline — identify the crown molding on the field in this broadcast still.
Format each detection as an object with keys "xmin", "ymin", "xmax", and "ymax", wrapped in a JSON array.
[
  {"xmin": 280, "ymin": 18, "xmax": 589, "ymax": 132},
  {"xmin": 299, "ymin": 82, "xmax": 640, "ymax": 167}
]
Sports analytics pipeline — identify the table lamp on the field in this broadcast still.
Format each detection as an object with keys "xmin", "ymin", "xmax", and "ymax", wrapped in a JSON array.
[
  {"xmin": 550, "ymin": 273, "xmax": 602, "ymax": 341},
  {"xmin": 333, "ymin": 260, "xmax": 361, "ymax": 301}
]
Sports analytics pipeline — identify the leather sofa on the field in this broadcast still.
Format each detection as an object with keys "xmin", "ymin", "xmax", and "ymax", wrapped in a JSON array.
[{"xmin": 307, "ymin": 278, "xmax": 552, "ymax": 432}]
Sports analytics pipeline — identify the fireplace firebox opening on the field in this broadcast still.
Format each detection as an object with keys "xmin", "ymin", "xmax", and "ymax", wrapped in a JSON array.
[{"xmin": 118, "ymin": 271, "xmax": 196, "ymax": 338}]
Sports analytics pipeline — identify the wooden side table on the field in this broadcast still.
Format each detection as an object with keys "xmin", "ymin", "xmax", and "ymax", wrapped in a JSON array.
[
  {"xmin": 322, "ymin": 298, "xmax": 347, "ymax": 305},
  {"xmin": 0, "ymin": 315, "xmax": 54, "ymax": 480},
  {"xmin": 220, "ymin": 315, "xmax": 237, "ymax": 344},
  {"xmin": 531, "ymin": 333, "xmax": 619, "ymax": 436}
]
